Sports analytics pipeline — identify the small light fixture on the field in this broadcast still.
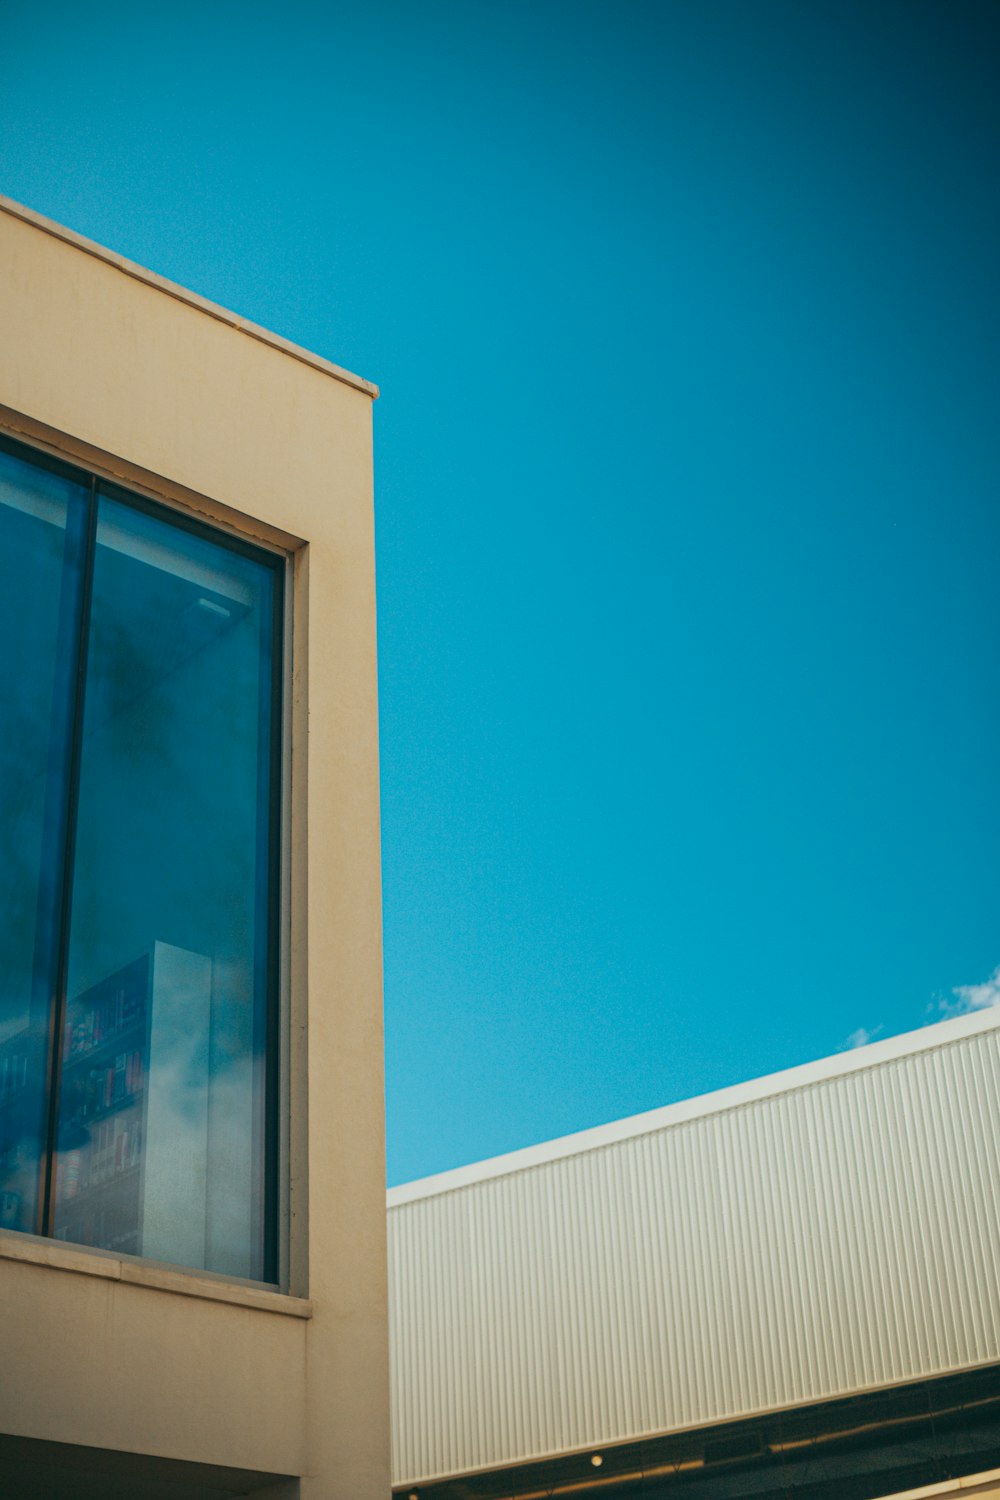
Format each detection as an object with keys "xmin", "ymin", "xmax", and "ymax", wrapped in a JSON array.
[
  {"xmin": 197, "ymin": 597, "xmax": 231, "ymax": 619},
  {"xmin": 591, "ymin": 1454, "xmax": 603, "ymax": 1467}
]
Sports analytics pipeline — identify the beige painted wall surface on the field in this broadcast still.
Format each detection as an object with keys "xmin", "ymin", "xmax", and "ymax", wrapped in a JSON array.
[
  {"xmin": 0, "ymin": 200, "xmax": 389, "ymax": 1500},
  {"xmin": 0, "ymin": 1255, "xmax": 307, "ymax": 1474}
]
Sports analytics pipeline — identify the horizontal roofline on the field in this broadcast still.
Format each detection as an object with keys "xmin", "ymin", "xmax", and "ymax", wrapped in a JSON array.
[
  {"xmin": 388, "ymin": 1006, "xmax": 1000, "ymax": 1206},
  {"xmin": 0, "ymin": 194, "xmax": 378, "ymax": 400}
]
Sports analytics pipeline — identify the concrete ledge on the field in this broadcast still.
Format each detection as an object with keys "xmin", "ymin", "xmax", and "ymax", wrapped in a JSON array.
[{"xmin": 0, "ymin": 1231, "xmax": 313, "ymax": 1317}]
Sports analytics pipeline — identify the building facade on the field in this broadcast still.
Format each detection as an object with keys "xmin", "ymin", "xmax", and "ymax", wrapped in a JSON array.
[
  {"xmin": 0, "ymin": 197, "xmax": 389, "ymax": 1500},
  {"xmin": 389, "ymin": 1010, "xmax": 1000, "ymax": 1500}
]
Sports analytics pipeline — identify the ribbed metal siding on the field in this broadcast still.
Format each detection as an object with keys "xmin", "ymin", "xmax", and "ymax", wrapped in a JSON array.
[{"xmin": 388, "ymin": 1024, "xmax": 1000, "ymax": 1486}]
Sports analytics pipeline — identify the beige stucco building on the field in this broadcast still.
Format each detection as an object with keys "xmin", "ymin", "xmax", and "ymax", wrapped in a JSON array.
[{"xmin": 0, "ymin": 196, "xmax": 389, "ymax": 1499}]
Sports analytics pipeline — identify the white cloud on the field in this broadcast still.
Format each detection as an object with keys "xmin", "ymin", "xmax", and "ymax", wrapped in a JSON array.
[
  {"xmin": 843, "ymin": 966, "xmax": 1000, "ymax": 1053},
  {"xmin": 937, "ymin": 965, "xmax": 1000, "ymax": 1020},
  {"xmin": 843, "ymin": 1024, "xmax": 882, "ymax": 1050}
]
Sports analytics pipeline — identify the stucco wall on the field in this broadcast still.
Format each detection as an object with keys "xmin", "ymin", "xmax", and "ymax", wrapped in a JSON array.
[{"xmin": 0, "ymin": 198, "xmax": 388, "ymax": 1500}]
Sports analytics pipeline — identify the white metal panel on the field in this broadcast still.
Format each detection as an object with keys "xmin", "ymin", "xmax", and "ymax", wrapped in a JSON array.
[{"xmin": 388, "ymin": 1011, "xmax": 1000, "ymax": 1486}]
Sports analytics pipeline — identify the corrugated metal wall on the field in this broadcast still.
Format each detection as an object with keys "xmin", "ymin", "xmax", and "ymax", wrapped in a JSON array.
[{"xmin": 388, "ymin": 1015, "xmax": 1000, "ymax": 1487}]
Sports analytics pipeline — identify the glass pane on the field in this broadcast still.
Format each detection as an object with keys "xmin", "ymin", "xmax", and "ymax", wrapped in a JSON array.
[
  {"xmin": 53, "ymin": 493, "xmax": 280, "ymax": 1281},
  {"xmin": 0, "ymin": 445, "xmax": 88, "ymax": 1236}
]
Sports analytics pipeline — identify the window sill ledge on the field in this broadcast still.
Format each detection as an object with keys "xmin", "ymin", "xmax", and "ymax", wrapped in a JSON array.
[{"xmin": 0, "ymin": 1231, "xmax": 312, "ymax": 1318}]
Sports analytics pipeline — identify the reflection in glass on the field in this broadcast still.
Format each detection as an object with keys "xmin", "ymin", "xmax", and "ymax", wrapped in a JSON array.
[
  {"xmin": 53, "ymin": 494, "xmax": 280, "ymax": 1281},
  {"xmin": 0, "ymin": 437, "xmax": 282, "ymax": 1282},
  {"xmin": 0, "ymin": 447, "xmax": 87, "ymax": 1236}
]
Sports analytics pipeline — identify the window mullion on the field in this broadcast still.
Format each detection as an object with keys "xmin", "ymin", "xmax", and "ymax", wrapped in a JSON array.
[{"xmin": 38, "ymin": 476, "xmax": 100, "ymax": 1238}]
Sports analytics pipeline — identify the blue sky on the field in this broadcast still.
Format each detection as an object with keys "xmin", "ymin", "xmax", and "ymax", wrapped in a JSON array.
[{"xmin": 2, "ymin": 1, "xmax": 998, "ymax": 1185}]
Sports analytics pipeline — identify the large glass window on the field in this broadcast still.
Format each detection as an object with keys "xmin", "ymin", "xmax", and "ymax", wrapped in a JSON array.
[{"xmin": 0, "ymin": 435, "xmax": 282, "ymax": 1284}]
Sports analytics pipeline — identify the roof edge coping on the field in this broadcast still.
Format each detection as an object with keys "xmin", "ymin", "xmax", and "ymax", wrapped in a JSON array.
[
  {"xmin": 388, "ymin": 1006, "xmax": 1000, "ymax": 1206},
  {"xmin": 0, "ymin": 194, "xmax": 378, "ymax": 399}
]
